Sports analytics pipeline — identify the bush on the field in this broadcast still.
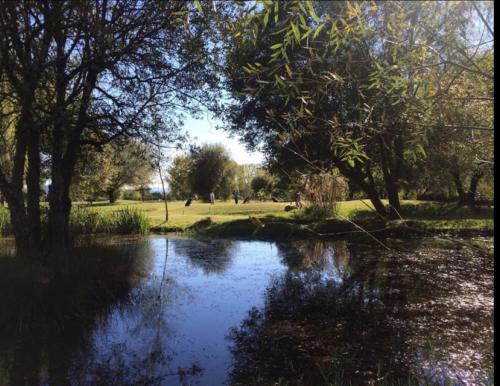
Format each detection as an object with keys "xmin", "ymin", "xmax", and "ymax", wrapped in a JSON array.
[{"xmin": 0, "ymin": 206, "xmax": 11, "ymax": 236}]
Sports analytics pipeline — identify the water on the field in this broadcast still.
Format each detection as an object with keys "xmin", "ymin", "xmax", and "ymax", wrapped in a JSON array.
[{"xmin": 0, "ymin": 236, "xmax": 493, "ymax": 385}]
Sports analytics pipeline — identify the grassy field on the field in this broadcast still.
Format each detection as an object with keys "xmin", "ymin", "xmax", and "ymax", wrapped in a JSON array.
[{"xmin": 78, "ymin": 199, "xmax": 494, "ymax": 234}]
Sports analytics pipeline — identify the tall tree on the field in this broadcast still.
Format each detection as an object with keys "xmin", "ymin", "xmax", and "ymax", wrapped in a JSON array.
[
  {"xmin": 223, "ymin": 0, "xmax": 493, "ymax": 218},
  {"xmin": 0, "ymin": 1, "xmax": 225, "ymax": 257}
]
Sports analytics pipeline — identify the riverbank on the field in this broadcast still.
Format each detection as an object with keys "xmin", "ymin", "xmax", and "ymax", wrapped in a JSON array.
[
  {"xmin": 146, "ymin": 200, "xmax": 493, "ymax": 241},
  {"xmin": 0, "ymin": 199, "xmax": 493, "ymax": 240}
]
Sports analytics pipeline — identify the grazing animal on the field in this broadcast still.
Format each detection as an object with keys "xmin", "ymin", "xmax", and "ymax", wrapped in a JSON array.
[
  {"xmin": 185, "ymin": 198, "xmax": 192, "ymax": 207},
  {"xmin": 243, "ymin": 196, "xmax": 251, "ymax": 204},
  {"xmin": 271, "ymin": 196, "xmax": 281, "ymax": 202}
]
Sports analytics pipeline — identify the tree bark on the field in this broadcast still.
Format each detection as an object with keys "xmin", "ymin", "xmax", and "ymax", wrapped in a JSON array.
[
  {"xmin": 26, "ymin": 116, "xmax": 42, "ymax": 257},
  {"xmin": 47, "ymin": 172, "xmax": 73, "ymax": 254},
  {"xmin": 466, "ymin": 170, "xmax": 483, "ymax": 208},
  {"xmin": 378, "ymin": 136, "xmax": 401, "ymax": 219},
  {"xmin": 108, "ymin": 190, "xmax": 116, "ymax": 204},
  {"xmin": 452, "ymin": 171, "xmax": 466, "ymax": 205},
  {"xmin": 335, "ymin": 160, "xmax": 388, "ymax": 218}
]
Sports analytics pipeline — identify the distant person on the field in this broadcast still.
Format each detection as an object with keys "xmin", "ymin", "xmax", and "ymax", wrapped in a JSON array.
[
  {"xmin": 243, "ymin": 196, "xmax": 251, "ymax": 204},
  {"xmin": 185, "ymin": 196, "xmax": 192, "ymax": 207},
  {"xmin": 233, "ymin": 190, "xmax": 239, "ymax": 204},
  {"xmin": 294, "ymin": 191, "xmax": 303, "ymax": 209},
  {"xmin": 209, "ymin": 191, "xmax": 215, "ymax": 204}
]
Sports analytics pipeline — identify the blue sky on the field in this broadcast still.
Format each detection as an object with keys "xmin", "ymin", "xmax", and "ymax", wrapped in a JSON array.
[{"xmin": 176, "ymin": 115, "xmax": 264, "ymax": 165}]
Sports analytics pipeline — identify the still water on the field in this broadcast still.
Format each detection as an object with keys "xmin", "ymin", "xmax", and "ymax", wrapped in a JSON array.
[{"xmin": 0, "ymin": 236, "xmax": 493, "ymax": 385}]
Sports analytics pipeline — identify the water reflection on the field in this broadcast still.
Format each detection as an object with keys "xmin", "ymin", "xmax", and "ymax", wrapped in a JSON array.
[
  {"xmin": 229, "ymin": 240, "xmax": 494, "ymax": 385},
  {"xmin": 173, "ymin": 238, "xmax": 237, "ymax": 274},
  {"xmin": 0, "ymin": 236, "xmax": 493, "ymax": 385}
]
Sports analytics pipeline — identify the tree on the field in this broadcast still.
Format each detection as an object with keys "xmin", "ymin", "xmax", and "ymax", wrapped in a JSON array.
[
  {"xmin": 223, "ymin": 0, "xmax": 493, "ymax": 218},
  {"xmin": 189, "ymin": 144, "xmax": 235, "ymax": 201},
  {"xmin": 0, "ymin": 1, "xmax": 225, "ymax": 257},
  {"xmin": 251, "ymin": 172, "xmax": 273, "ymax": 196},
  {"xmin": 70, "ymin": 145, "xmax": 112, "ymax": 204},
  {"xmin": 167, "ymin": 155, "xmax": 195, "ymax": 200},
  {"xmin": 70, "ymin": 140, "xmax": 155, "ymax": 204},
  {"xmin": 104, "ymin": 141, "xmax": 155, "ymax": 204}
]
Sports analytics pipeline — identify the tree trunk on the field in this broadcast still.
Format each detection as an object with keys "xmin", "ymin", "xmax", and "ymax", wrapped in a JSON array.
[
  {"xmin": 378, "ymin": 136, "xmax": 401, "ymax": 219},
  {"xmin": 26, "ymin": 118, "xmax": 42, "ymax": 257},
  {"xmin": 47, "ymin": 174, "xmax": 72, "ymax": 255},
  {"xmin": 108, "ymin": 190, "xmax": 116, "ymax": 204},
  {"xmin": 9, "ymin": 203, "xmax": 30, "ymax": 258},
  {"xmin": 466, "ymin": 171, "xmax": 483, "ymax": 208},
  {"xmin": 452, "ymin": 171, "xmax": 466, "ymax": 205},
  {"xmin": 335, "ymin": 160, "xmax": 388, "ymax": 218}
]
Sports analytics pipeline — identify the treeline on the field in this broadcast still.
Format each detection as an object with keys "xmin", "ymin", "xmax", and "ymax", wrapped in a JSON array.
[{"xmin": 167, "ymin": 143, "xmax": 275, "ymax": 202}]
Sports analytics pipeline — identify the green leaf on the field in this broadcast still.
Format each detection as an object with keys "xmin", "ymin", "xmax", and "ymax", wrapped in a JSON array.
[
  {"xmin": 306, "ymin": 1, "xmax": 321, "ymax": 22},
  {"xmin": 347, "ymin": 159, "xmax": 355, "ymax": 167},
  {"xmin": 270, "ymin": 43, "xmax": 283, "ymax": 49},
  {"xmin": 313, "ymin": 23, "xmax": 325, "ymax": 39},
  {"xmin": 416, "ymin": 143, "xmax": 427, "ymax": 157},
  {"xmin": 274, "ymin": 2, "xmax": 279, "ymax": 22},
  {"xmin": 194, "ymin": 0, "xmax": 203, "ymax": 14},
  {"xmin": 263, "ymin": 11, "xmax": 269, "ymax": 27},
  {"xmin": 291, "ymin": 23, "xmax": 301, "ymax": 43}
]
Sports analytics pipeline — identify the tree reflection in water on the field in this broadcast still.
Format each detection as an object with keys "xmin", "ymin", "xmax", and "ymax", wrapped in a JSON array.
[
  {"xmin": 228, "ymin": 239, "xmax": 493, "ymax": 385},
  {"xmin": 173, "ymin": 237, "xmax": 237, "ymax": 274},
  {"xmin": 0, "ymin": 238, "xmax": 202, "ymax": 385}
]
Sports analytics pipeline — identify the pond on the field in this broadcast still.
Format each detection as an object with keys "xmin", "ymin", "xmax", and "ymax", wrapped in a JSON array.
[{"xmin": 0, "ymin": 235, "xmax": 493, "ymax": 385}]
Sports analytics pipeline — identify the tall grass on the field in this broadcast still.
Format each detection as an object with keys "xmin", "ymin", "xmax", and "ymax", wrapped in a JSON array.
[
  {"xmin": 0, "ymin": 206, "xmax": 150, "ymax": 237},
  {"xmin": 71, "ymin": 206, "xmax": 150, "ymax": 235},
  {"xmin": 109, "ymin": 207, "xmax": 150, "ymax": 235},
  {"xmin": 70, "ymin": 206, "xmax": 105, "ymax": 235}
]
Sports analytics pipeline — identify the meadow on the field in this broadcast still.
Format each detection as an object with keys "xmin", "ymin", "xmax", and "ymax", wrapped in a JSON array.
[{"xmin": 82, "ymin": 199, "xmax": 493, "ymax": 234}]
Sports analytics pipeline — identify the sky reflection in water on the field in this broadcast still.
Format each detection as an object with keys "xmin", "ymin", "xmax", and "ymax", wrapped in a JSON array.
[{"xmin": 0, "ymin": 236, "xmax": 493, "ymax": 385}]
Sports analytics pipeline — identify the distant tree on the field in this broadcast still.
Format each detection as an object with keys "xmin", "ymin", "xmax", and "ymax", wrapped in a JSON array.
[
  {"xmin": 190, "ymin": 144, "xmax": 234, "ymax": 201},
  {"xmin": 167, "ymin": 155, "xmax": 195, "ymax": 200},
  {"xmin": 251, "ymin": 174, "xmax": 273, "ymax": 195},
  {"xmin": 229, "ymin": 164, "xmax": 259, "ymax": 199},
  {"xmin": 218, "ymin": 160, "xmax": 239, "ymax": 200},
  {"xmin": 71, "ymin": 145, "xmax": 112, "ymax": 204},
  {"xmin": 104, "ymin": 141, "xmax": 155, "ymax": 204}
]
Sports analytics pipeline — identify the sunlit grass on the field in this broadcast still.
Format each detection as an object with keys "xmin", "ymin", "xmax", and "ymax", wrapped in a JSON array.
[{"xmin": 78, "ymin": 199, "xmax": 493, "ymax": 233}]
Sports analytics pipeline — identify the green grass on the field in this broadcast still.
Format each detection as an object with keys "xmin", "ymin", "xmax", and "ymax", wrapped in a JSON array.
[
  {"xmin": 0, "ymin": 199, "xmax": 493, "ymax": 238},
  {"xmin": 80, "ymin": 199, "xmax": 493, "ymax": 235}
]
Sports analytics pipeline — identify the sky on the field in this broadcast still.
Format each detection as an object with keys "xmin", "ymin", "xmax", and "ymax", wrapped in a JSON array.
[
  {"xmin": 180, "ymin": 115, "xmax": 264, "ymax": 165},
  {"xmin": 150, "ymin": 115, "xmax": 264, "ymax": 191}
]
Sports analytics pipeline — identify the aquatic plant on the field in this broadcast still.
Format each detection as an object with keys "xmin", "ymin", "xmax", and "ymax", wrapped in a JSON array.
[{"xmin": 109, "ymin": 207, "xmax": 150, "ymax": 235}]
